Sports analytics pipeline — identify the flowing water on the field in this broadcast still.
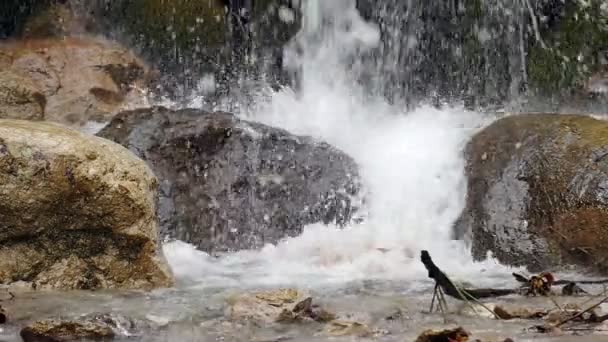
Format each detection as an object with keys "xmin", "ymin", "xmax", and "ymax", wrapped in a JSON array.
[
  {"xmin": 4, "ymin": 0, "xmax": 608, "ymax": 341},
  {"xmin": 164, "ymin": 0, "xmax": 512, "ymax": 288}
]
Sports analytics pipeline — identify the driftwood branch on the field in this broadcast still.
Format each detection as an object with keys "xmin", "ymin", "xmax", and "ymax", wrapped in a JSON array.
[
  {"xmin": 513, "ymin": 272, "xmax": 608, "ymax": 286},
  {"xmin": 421, "ymin": 250, "xmax": 516, "ymax": 300}
]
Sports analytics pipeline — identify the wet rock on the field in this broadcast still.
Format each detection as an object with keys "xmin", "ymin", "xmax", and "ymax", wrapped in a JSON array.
[
  {"xmin": 456, "ymin": 114, "xmax": 608, "ymax": 274},
  {"xmin": 586, "ymin": 69, "xmax": 608, "ymax": 96},
  {"xmin": 459, "ymin": 303, "xmax": 499, "ymax": 319},
  {"xmin": 227, "ymin": 288, "xmax": 303, "ymax": 323},
  {"xmin": 97, "ymin": 106, "xmax": 362, "ymax": 253},
  {"xmin": 227, "ymin": 289, "xmax": 335, "ymax": 324},
  {"xmin": 20, "ymin": 1, "xmax": 90, "ymax": 39},
  {"xmin": 0, "ymin": 70, "xmax": 46, "ymax": 121},
  {"xmin": 18, "ymin": 313, "xmax": 149, "ymax": 342},
  {"xmin": 562, "ymin": 282, "xmax": 588, "ymax": 296},
  {"xmin": 85, "ymin": 313, "xmax": 154, "ymax": 337},
  {"xmin": 462, "ymin": 302, "xmax": 524, "ymax": 321},
  {"xmin": 415, "ymin": 327, "xmax": 470, "ymax": 342},
  {"xmin": 493, "ymin": 305, "xmax": 548, "ymax": 320},
  {"xmin": 322, "ymin": 320, "xmax": 373, "ymax": 337},
  {"xmin": 0, "ymin": 119, "xmax": 173, "ymax": 290},
  {"xmin": 0, "ymin": 37, "xmax": 150, "ymax": 127},
  {"xmin": 20, "ymin": 319, "xmax": 115, "ymax": 342}
]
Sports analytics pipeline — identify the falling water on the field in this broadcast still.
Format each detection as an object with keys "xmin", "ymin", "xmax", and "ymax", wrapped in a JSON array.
[{"xmin": 164, "ymin": 0, "xmax": 514, "ymax": 290}]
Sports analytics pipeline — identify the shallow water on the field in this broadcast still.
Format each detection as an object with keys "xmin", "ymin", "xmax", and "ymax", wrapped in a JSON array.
[
  {"xmin": 5, "ymin": 278, "xmax": 608, "ymax": 341},
  {"xmin": 24, "ymin": 0, "xmax": 606, "ymax": 341}
]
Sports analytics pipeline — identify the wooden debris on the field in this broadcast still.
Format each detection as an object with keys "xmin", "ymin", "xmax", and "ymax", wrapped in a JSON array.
[
  {"xmin": 555, "ymin": 295, "xmax": 608, "ymax": 327},
  {"xmin": 513, "ymin": 272, "xmax": 608, "ymax": 296},
  {"xmin": 421, "ymin": 251, "xmax": 516, "ymax": 301}
]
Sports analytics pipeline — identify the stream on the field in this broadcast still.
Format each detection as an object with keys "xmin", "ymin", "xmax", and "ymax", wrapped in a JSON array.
[{"xmin": 2, "ymin": 0, "xmax": 607, "ymax": 341}]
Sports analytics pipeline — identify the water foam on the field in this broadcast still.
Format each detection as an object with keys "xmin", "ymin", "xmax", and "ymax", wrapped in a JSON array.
[{"xmin": 164, "ymin": 0, "xmax": 515, "ymax": 289}]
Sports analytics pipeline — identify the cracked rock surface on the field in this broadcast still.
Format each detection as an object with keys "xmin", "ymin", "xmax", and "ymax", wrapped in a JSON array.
[
  {"xmin": 0, "ymin": 119, "xmax": 173, "ymax": 290},
  {"xmin": 0, "ymin": 37, "xmax": 151, "ymax": 127}
]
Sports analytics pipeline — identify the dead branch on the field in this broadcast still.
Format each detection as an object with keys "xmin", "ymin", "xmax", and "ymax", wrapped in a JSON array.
[
  {"xmin": 555, "ymin": 295, "xmax": 608, "ymax": 327},
  {"xmin": 421, "ymin": 251, "xmax": 517, "ymax": 300}
]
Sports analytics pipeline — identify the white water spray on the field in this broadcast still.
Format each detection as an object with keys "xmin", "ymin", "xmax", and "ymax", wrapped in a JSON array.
[{"xmin": 164, "ymin": 0, "xmax": 514, "ymax": 289}]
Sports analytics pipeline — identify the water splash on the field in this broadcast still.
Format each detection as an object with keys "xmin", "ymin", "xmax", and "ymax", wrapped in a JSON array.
[{"xmin": 164, "ymin": 0, "xmax": 517, "ymax": 290}]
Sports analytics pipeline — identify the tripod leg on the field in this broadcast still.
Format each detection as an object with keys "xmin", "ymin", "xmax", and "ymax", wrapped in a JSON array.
[{"xmin": 429, "ymin": 283, "xmax": 439, "ymax": 313}]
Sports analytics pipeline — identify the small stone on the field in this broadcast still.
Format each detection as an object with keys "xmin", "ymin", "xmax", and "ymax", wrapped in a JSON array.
[
  {"xmin": 227, "ymin": 289, "xmax": 335, "ymax": 325},
  {"xmin": 323, "ymin": 320, "xmax": 372, "ymax": 337},
  {"xmin": 415, "ymin": 327, "xmax": 470, "ymax": 342},
  {"xmin": 311, "ymin": 309, "xmax": 336, "ymax": 323},
  {"xmin": 562, "ymin": 282, "xmax": 587, "ymax": 296}
]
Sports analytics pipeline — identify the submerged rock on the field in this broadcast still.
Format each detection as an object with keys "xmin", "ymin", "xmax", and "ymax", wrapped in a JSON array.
[
  {"xmin": 227, "ymin": 288, "xmax": 332, "ymax": 324},
  {"xmin": 98, "ymin": 106, "xmax": 362, "ymax": 253},
  {"xmin": 0, "ymin": 119, "xmax": 173, "ymax": 290},
  {"xmin": 0, "ymin": 37, "xmax": 151, "ymax": 127},
  {"xmin": 20, "ymin": 312, "xmax": 156, "ymax": 342},
  {"xmin": 456, "ymin": 114, "xmax": 608, "ymax": 273},
  {"xmin": 21, "ymin": 319, "xmax": 115, "ymax": 342},
  {"xmin": 415, "ymin": 327, "xmax": 470, "ymax": 342},
  {"xmin": 322, "ymin": 320, "xmax": 374, "ymax": 337},
  {"xmin": 228, "ymin": 288, "xmax": 338, "ymax": 325}
]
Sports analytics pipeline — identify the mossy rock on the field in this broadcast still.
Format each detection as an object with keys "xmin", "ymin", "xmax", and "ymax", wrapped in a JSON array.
[
  {"xmin": 456, "ymin": 114, "xmax": 608, "ymax": 274},
  {"xmin": 92, "ymin": 0, "xmax": 227, "ymax": 67},
  {"xmin": 527, "ymin": 0, "xmax": 608, "ymax": 97},
  {"xmin": 0, "ymin": 0, "xmax": 49, "ymax": 38}
]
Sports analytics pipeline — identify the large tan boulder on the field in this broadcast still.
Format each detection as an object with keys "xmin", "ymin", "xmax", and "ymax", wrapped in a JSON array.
[
  {"xmin": 0, "ymin": 37, "xmax": 151, "ymax": 127},
  {"xmin": 0, "ymin": 119, "xmax": 173, "ymax": 290}
]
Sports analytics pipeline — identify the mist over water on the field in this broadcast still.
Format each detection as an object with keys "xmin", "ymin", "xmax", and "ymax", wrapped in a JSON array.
[{"xmin": 164, "ymin": 0, "xmax": 516, "ymax": 289}]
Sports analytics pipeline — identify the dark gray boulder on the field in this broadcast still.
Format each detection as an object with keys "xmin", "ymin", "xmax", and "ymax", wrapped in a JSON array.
[
  {"xmin": 455, "ymin": 113, "xmax": 608, "ymax": 274},
  {"xmin": 97, "ymin": 106, "xmax": 362, "ymax": 253}
]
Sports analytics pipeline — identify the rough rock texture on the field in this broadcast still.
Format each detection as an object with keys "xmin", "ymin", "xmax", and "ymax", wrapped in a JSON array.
[
  {"xmin": 21, "ymin": 319, "xmax": 115, "ymax": 342},
  {"xmin": 227, "ymin": 289, "xmax": 310, "ymax": 323},
  {"xmin": 227, "ymin": 288, "xmax": 336, "ymax": 324},
  {"xmin": 456, "ymin": 114, "xmax": 608, "ymax": 273},
  {"xmin": 0, "ymin": 70, "xmax": 46, "ymax": 120},
  {"xmin": 0, "ymin": 37, "xmax": 151, "ymax": 126},
  {"xmin": 20, "ymin": 312, "xmax": 157, "ymax": 342},
  {"xmin": 0, "ymin": 119, "xmax": 173, "ymax": 290},
  {"xmin": 19, "ymin": 1, "xmax": 98, "ymax": 39},
  {"xmin": 97, "ymin": 106, "xmax": 362, "ymax": 253}
]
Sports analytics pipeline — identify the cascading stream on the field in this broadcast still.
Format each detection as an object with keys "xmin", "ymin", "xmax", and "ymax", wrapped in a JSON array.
[{"xmin": 163, "ymin": 0, "xmax": 515, "ymax": 290}]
